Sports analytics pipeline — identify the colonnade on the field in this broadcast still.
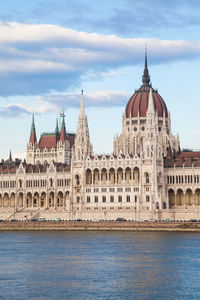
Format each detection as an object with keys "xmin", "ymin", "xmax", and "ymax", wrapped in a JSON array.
[
  {"xmin": 85, "ymin": 167, "xmax": 140, "ymax": 185},
  {"xmin": 0, "ymin": 190, "xmax": 70, "ymax": 208},
  {"xmin": 168, "ymin": 188, "xmax": 200, "ymax": 207}
]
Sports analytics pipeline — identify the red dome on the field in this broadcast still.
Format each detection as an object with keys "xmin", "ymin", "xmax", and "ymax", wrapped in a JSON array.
[
  {"xmin": 125, "ymin": 86, "xmax": 168, "ymax": 118},
  {"xmin": 125, "ymin": 52, "xmax": 168, "ymax": 118}
]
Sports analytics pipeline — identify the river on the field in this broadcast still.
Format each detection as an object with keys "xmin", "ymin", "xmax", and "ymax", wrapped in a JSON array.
[{"xmin": 0, "ymin": 231, "xmax": 200, "ymax": 299}]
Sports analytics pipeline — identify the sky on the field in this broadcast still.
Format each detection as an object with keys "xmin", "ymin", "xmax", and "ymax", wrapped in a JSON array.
[{"xmin": 1, "ymin": 0, "xmax": 200, "ymax": 159}]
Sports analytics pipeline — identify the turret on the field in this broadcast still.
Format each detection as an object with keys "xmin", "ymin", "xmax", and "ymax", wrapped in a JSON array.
[
  {"xmin": 59, "ymin": 113, "xmax": 67, "ymax": 142},
  {"xmin": 55, "ymin": 118, "xmax": 59, "ymax": 136},
  {"xmin": 74, "ymin": 90, "xmax": 93, "ymax": 160},
  {"xmin": 29, "ymin": 114, "xmax": 37, "ymax": 145}
]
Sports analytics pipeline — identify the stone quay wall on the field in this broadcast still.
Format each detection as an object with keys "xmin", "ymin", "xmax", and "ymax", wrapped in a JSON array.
[{"xmin": 0, "ymin": 221, "xmax": 200, "ymax": 232}]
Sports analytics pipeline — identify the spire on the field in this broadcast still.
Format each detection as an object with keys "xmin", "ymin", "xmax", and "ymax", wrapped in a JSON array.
[
  {"xmin": 9, "ymin": 150, "xmax": 12, "ymax": 162},
  {"xmin": 80, "ymin": 89, "xmax": 85, "ymax": 116},
  {"xmin": 60, "ymin": 113, "xmax": 67, "ymax": 142},
  {"xmin": 142, "ymin": 46, "xmax": 150, "ymax": 86},
  {"xmin": 74, "ymin": 90, "xmax": 93, "ymax": 160},
  {"xmin": 29, "ymin": 114, "xmax": 37, "ymax": 144},
  {"xmin": 147, "ymin": 88, "xmax": 155, "ymax": 115},
  {"xmin": 31, "ymin": 114, "xmax": 35, "ymax": 131},
  {"xmin": 55, "ymin": 118, "xmax": 59, "ymax": 135},
  {"xmin": 61, "ymin": 114, "xmax": 66, "ymax": 130}
]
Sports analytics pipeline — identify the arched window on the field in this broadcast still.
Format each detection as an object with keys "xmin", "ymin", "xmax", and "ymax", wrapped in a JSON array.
[
  {"xmin": 75, "ymin": 175, "xmax": 80, "ymax": 186},
  {"xmin": 145, "ymin": 173, "xmax": 149, "ymax": 184},
  {"xmin": 146, "ymin": 195, "xmax": 150, "ymax": 202}
]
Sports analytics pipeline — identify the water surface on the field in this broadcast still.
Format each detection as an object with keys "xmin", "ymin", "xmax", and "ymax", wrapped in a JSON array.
[{"xmin": 0, "ymin": 231, "xmax": 200, "ymax": 299}]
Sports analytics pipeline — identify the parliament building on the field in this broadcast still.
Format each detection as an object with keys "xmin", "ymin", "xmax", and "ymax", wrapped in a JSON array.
[{"xmin": 1, "ymin": 54, "xmax": 200, "ymax": 221}]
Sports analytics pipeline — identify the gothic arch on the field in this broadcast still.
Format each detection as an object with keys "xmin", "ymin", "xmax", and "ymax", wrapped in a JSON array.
[
  {"xmin": 144, "ymin": 172, "xmax": 149, "ymax": 184},
  {"xmin": 75, "ymin": 174, "xmax": 80, "ymax": 186},
  {"xmin": 40, "ymin": 192, "xmax": 46, "ymax": 207},
  {"xmin": 176, "ymin": 189, "xmax": 184, "ymax": 206},
  {"xmin": 57, "ymin": 191, "xmax": 63, "ymax": 207},
  {"xmin": 168, "ymin": 189, "xmax": 175, "ymax": 208},
  {"xmin": 93, "ymin": 168, "xmax": 99, "ymax": 184},
  {"xmin": 26, "ymin": 192, "xmax": 32, "ymax": 208},
  {"xmin": 185, "ymin": 189, "xmax": 193, "ymax": 206},
  {"xmin": 65, "ymin": 191, "xmax": 70, "ymax": 199},
  {"xmin": 109, "ymin": 168, "xmax": 115, "ymax": 184},
  {"xmin": 10, "ymin": 193, "xmax": 15, "ymax": 207},
  {"xmin": 17, "ymin": 192, "xmax": 23, "ymax": 207},
  {"xmin": 33, "ymin": 192, "xmax": 39, "ymax": 207},
  {"xmin": 3, "ymin": 193, "xmax": 9, "ymax": 207},
  {"xmin": 133, "ymin": 167, "xmax": 139, "ymax": 184},
  {"xmin": 49, "ymin": 191, "xmax": 54, "ymax": 207},
  {"xmin": 117, "ymin": 167, "xmax": 123, "ymax": 184},
  {"xmin": 125, "ymin": 167, "xmax": 131, "ymax": 182},
  {"xmin": 101, "ymin": 168, "xmax": 107, "ymax": 184},
  {"xmin": 194, "ymin": 189, "xmax": 200, "ymax": 206},
  {"xmin": 86, "ymin": 169, "xmax": 92, "ymax": 184}
]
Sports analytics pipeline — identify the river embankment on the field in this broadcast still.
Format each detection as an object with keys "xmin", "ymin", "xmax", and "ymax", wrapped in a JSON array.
[{"xmin": 0, "ymin": 221, "xmax": 200, "ymax": 232}]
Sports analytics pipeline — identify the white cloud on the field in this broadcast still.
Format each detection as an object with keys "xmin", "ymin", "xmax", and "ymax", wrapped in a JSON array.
[
  {"xmin": 0, "ymin": 22, "xmax": 199, "ymax": 76},
  {"xmin": 0, "ymin": 90, "xmax": 130, "ymax": 117}
]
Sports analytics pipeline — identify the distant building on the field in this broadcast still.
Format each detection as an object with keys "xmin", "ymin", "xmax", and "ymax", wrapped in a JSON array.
[{"xmin": 0, "ymin": 53, "xmax": 200, "ymax": 221}]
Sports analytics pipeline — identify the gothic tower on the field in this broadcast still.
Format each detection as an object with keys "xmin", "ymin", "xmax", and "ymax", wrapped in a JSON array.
[{"xmin": 73, "ymin": 91, "xmax": 93, "ymax": 160}]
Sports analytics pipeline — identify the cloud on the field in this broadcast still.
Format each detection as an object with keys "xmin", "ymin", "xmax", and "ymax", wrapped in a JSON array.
[
  {"xmin": 40, "ymin": 90, "xmax": 130, "ymax": 108},
  {"xmin": 0, "ymin": 22, "xmax": 199, "ymax": 97},
  {"xmin": 0, "ymin": 104, "xmax": 31, "ymax": 117},
  {"xmin": 0, "ymin": 90, "xmax": 130, "ymax": 117}
]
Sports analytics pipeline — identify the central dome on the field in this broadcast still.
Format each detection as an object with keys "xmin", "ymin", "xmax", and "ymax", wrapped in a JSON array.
[{"xmin": 125, "ymin": 54, "xmax": 168, "ymax": 118}]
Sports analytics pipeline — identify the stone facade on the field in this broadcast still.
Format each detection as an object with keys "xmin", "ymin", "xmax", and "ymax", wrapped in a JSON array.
[{"xmin": 1, "ymin": 55, "xmax": 200, "ymax": 221}]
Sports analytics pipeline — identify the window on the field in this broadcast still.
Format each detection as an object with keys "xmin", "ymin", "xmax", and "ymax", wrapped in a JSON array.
[
  {"xmin": 146, "ymin": 195, "xmax": 150, "ymax": 202},
  {"xmin": 110, "ymin": 196, "xmax": 114, "ymax": 202},
  {"xmin": 75, "ymin": 175, "xmax": 80, "ymax": 185},
  {"xmin": 77, "ymin": 196, "xmax": 80, "ymax": 203},
  {"xmin": 95, "ymin": 196, "xmax": 98, "ymax": 203},
  {"xmin": 118, "ymin": 196, "xmax": 122, "ymax": 202},
  {"xmin": 126, "ymin": 195, "xmax": 130, "ymax": 202},
  {"xmin": 102, "ymin": 196, "xmax": 106, "ymax": 203},
  {"xmin": 87, "ymin": 196, "xmax": 90, "ymax": 203}
]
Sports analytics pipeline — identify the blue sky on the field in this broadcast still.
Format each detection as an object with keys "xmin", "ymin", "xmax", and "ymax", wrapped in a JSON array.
[{"xmin": 1, "ymin": 0, "xmax": 200, "ymax": 159}]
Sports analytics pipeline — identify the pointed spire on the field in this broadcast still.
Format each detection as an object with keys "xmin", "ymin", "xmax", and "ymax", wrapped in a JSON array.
[
  {"xmin": 80, "ymin": 89, "xmax": 85, "ymax": 117},
  {"xmin": 29, "ymin": 114, "xmax": 37, "ymax": 144},
  {"xmin": 55, "ymin": 118, "xmax": 59, "ymax": 135},
  {"xmin": 61, "ymin": 113, "xmax": 66, "ymax": 130},
  {"xmin": 60, "ymin": 113, "xmax": 67, "ymax": 142},
  {"xmin": 142, "ymin": 45, "xmax": 150, "ymax": 86},
  {"xmin": 31, "ymin": 114, "xmax": 35, "ymax": 131},
  {"xmin": 9, "ymin": 150, "xmax": 12, "ymax": 162},
  {"xmin": 147, "ymin": 88, "xmax": 155, "ymax": 115}
]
